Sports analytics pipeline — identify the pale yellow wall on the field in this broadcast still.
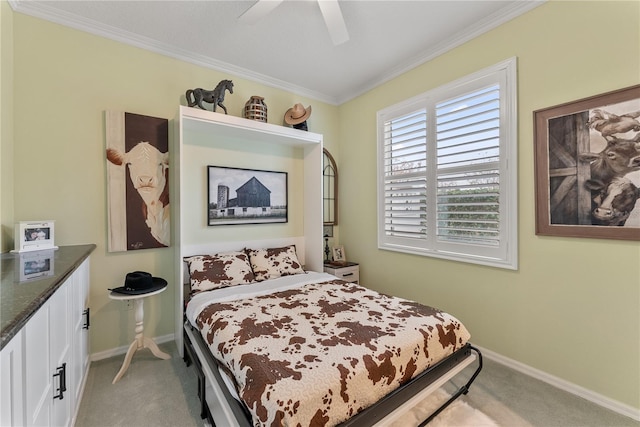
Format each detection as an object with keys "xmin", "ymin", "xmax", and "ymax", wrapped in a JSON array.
[
  {"xmin": 0, "ymin": 0, "xmax": 14, "ymax": 253},
  {"xmin": 5, "ymin": 0, "xmax": 639, "ymax": 412},
  {"xmin": 8, "ymin": 12, "xmax": 338, "ymax": 354},
  {"xmin": 338, "ymin": 1, "xmax": 639, "ymax": 409}
]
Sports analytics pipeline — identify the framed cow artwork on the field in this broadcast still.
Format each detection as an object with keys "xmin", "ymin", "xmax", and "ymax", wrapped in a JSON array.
[
  {"xmin": 106, "ymin": 111, "xmax": 169, "ymax": 251},
  {"xmin": 534, "ymin": 85, "xmax": 640, "ymax": 241}
]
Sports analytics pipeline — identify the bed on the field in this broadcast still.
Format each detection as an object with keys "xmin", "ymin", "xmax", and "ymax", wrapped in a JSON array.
[{"xmin": 181, "ymin": 244, "xmax": 482, "ymax": 427}]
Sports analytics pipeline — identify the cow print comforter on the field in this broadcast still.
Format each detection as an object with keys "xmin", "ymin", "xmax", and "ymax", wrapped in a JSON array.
[{"xmin": 194, "ymin": 276, "xmax": 470, "ymax": 427}]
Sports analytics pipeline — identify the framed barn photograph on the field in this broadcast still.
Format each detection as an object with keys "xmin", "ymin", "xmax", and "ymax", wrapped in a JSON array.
[
  {"xmin": 534, "ymin": 85, "xmax": 640, "ymax": 240},
  {"xmin": 207, "ymin": 166, "xmax": 288, "ymax": 226}
]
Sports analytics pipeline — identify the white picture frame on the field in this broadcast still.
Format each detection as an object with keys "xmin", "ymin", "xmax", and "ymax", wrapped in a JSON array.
[
  {"xmin": 12, "ymin": 220, "xmax": 58, "ymax": 253},
  {"xmin": 17, "ymin": 249, "xmax": 55, "ymax": 281},
  {"xmin": 332, "ymin": 245, "xmax": 346, "ymax": 263}
]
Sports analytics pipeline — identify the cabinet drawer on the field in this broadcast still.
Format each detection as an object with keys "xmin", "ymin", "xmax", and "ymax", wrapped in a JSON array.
[{"xmin": 324, "ymin": 265, "xmax": 359, "ymax": 283}]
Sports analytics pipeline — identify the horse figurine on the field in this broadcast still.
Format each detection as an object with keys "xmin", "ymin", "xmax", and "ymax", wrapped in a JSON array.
[{"xmin": 185, "ymin": 79, "xmax": 234, "ymax": 114}]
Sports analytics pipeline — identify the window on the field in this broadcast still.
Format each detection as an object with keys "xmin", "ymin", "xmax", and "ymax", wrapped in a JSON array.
[{"xmin": 377, "ymin": 58, "xmax": 517, "ymax": 269}]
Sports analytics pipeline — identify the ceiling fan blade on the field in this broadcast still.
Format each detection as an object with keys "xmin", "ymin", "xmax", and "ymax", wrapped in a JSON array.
[
  {"xmin": 238, "ymin": 0, "xmax": 284, "ymax": 25},
  {"xmin": 317, "ymin": 0, "xmax": 349, "ymax": 45}
]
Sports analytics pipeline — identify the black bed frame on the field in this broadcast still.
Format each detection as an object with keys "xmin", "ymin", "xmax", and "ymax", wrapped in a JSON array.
[{"xmin": 183, "ymin": 321, "xmax": 482, "ymax": 426}]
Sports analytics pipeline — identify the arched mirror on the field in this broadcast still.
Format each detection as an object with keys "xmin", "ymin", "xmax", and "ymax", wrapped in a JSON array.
[{"xmin": 323, "ymin": 148, "xmax": 338, "ymax": 226}]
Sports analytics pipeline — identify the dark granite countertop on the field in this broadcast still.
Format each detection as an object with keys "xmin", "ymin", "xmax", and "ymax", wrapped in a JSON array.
[{"xmin": 1, "ymin": 244, "xmax": 96, "ymax": 350}]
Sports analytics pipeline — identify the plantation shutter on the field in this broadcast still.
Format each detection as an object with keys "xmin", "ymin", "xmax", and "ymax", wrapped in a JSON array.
[
  {"xmin": 381, "ymin": 109, "xmax": 428, "ymax": 246},
  {"xmin": 435, "ymin": 85, "xmax": 501, "ymax": 247},
  {"xmin": 377, "ymin": 58, "xmax": 517, "ymax": 269}
]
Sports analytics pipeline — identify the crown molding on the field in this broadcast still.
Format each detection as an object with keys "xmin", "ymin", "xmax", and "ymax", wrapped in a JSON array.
[
  {"xmin": 337, "ymin": 1, "xmax": 545, "ymax": 104},
  {"xmin": 9, "ymin": 0, "xmax": 338, "ymax": 104},
  {"xmin": 10, "ymin": 0, "xmax": 545, "ymax": 106}
]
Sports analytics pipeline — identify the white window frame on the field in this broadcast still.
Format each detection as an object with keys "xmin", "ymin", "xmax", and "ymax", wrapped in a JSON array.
[{"xmin": 377, "ymin": 58, "xmax": 518, "ymax": 270}]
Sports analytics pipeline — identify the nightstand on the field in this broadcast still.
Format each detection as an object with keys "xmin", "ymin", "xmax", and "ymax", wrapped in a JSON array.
[
  {"xmin": 324, "ymin": 262, "xmax": 359, "ymax": 284},
  {"xmin": 108, "ymin": 286, "xmax": 171, "ymax": 383}
]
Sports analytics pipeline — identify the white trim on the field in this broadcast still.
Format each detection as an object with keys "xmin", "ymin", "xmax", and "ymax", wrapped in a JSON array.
[
  {"xmin": 7, "ymin": 0, "xmax": 334, "ymax": 105},
  {"xmin": 8, "ymin": 0, "xmax": 544, "ymax": 105},
  {"xmin": 90, "ymin": 333, "xmax": 174, "ymax": 362},
  {"xmin": 377, "ymin": 58, "xmax": 518, "ymax": 270},
  {"xmin": 476, "ymin": 345, "xmax": 640, "ymax": 422},
  {"xmin": 346, "ymin": 2, "xmax": 543, "ymax": 105}
]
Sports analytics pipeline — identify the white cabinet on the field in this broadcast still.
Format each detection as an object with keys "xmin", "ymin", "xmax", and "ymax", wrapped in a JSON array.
[
  {"xmin": 0, "ymin": 257, "xmax": 91, "ymax": 427},
  {"xmin": 0, "ymin": 332, "xmax": 24, "ymax": 426},
  {"xmin": 50, "ymin": 278, "xmax": 73, "ymax": 426},
  {"xmin": 24, "ymin": 293, "xmax": 55, "ymax": 426},
  {"xmin": 70, "ymin": 259, "xmax": 91, "ymax": 407},
  {"xmin": 174, "ymin": 107, "xmax": 324, "ymax": 357}
]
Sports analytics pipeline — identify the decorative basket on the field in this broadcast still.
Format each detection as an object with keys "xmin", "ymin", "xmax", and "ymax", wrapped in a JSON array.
[{"xmin": 243, "ymin": 96, "xmax": 268, "ymax": 122}]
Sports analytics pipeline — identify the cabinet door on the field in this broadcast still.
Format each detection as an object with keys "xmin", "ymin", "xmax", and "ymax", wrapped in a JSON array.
[
  {"xmin": 49, "ymin": 278, "xmax": 73, "ymax": 427},
  {"xmin": 0, "ymin": 332, "xmax": 25, "ymax": 427},
  {"xmin": 71, "ymin": 259, "xmax": 90, "ymax": 409},
  {"xmin": 24, "ymin": 304, "xmax": 52, "ymax": 427},
  {"xmin": 24, "ymin": 277, "xmax": 73, "ymax": 427}
]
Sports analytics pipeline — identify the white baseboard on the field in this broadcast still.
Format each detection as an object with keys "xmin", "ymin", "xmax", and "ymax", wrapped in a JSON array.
[
  {"xmin": 90, "ymin": 333, "xmax": 175, "ymax": 362},
  {"xmin": 475, "ymin": 344, "xmax": 640, "ymax": 422},
  {"xmin": 71, "ymin": 361, "xmax": 91, "ymax": 426}
]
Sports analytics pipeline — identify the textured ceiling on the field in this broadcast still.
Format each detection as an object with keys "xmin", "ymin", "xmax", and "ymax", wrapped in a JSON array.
[{"xmin": 10, "ymin": 0, "xmax": 543, "ymax": 104}]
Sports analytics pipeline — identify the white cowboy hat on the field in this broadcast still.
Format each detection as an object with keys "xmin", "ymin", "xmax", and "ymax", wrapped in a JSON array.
[{"xmin": 284, "ymin": 103, "xmax": 312, "ymax": 125}]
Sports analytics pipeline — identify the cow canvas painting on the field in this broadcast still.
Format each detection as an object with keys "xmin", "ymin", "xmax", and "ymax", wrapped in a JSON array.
[
  {"xmin": 106, "ymin": 111, "xmax": 169, "ymax": 251},
  {"xmin": 534, "ymin": 85, "xmax": 640, "ymax": 240},
  {"xmin": 207, "ymin": 166, "xmax": 287, "ymax": 226}
]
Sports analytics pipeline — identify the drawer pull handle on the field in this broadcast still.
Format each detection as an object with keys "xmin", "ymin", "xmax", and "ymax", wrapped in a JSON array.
[
  {"xmin": 83, "ymin": 308, "xmax": 90, "ymax": 330},
  {"xmin": 53, "ymin": 363, "xmax": 67, "ymax": 400},
  {"xmin": 342, "ymin": 273, "xmax": 354, "ymax": 277}
]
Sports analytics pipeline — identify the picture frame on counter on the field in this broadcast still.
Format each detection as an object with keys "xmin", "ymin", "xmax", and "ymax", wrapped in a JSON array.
[
  {"xmin": 17, "ymin": 249, "xmax": 56, "ymax": 282},
  {"xmin": 12, "ymin": 220, "xmax": 58, "ymax": 253}
]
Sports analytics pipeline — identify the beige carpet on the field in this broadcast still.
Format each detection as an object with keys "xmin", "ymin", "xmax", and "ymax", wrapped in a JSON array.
[
  {"xmin": 77, "ymin": 343, "xmax": 640, "ymax": 427},
  {"xmin": 76, "ymin": 343, "xmax": 494, "ymax": 427}
]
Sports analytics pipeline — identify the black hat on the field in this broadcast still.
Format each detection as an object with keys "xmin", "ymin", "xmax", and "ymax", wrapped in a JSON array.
[{"xmin": 109, "ymin": 271, "xmax": 167, "ymax": 295}]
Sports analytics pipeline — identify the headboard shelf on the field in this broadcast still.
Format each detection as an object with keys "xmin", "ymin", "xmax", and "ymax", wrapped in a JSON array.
[
  {"xmin": 181, "ymin": 106, "xmax": 322, "ymax": 147},
  {"xmin": 174, "ymin": 106, "xmax": 323, "ymax": 355}
]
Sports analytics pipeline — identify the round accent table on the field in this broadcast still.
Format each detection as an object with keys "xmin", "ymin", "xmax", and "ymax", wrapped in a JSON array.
[{"xmin": 109, "ymin": 286, "xmax": 171, "ymax": 383}]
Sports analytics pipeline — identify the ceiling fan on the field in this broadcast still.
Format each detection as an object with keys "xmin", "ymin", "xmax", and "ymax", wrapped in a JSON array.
[{"xmin": 239, "ymin": 0, "xmax": 350, "ymax": 46}]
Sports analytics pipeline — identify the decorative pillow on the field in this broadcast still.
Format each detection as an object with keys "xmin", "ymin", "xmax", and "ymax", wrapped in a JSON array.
[
  {"xmin": 246, "ymin": 245, "xmax": 305, "ymax": 281},
  {"xmin": 184, "ymin": 251, "xmax": 255, "ymax": 293}
]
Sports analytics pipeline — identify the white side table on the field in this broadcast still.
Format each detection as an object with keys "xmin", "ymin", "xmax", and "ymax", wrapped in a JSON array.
[{"xmin": 109, "ymin": 286, "xmax": 171, "ymax": 383}]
